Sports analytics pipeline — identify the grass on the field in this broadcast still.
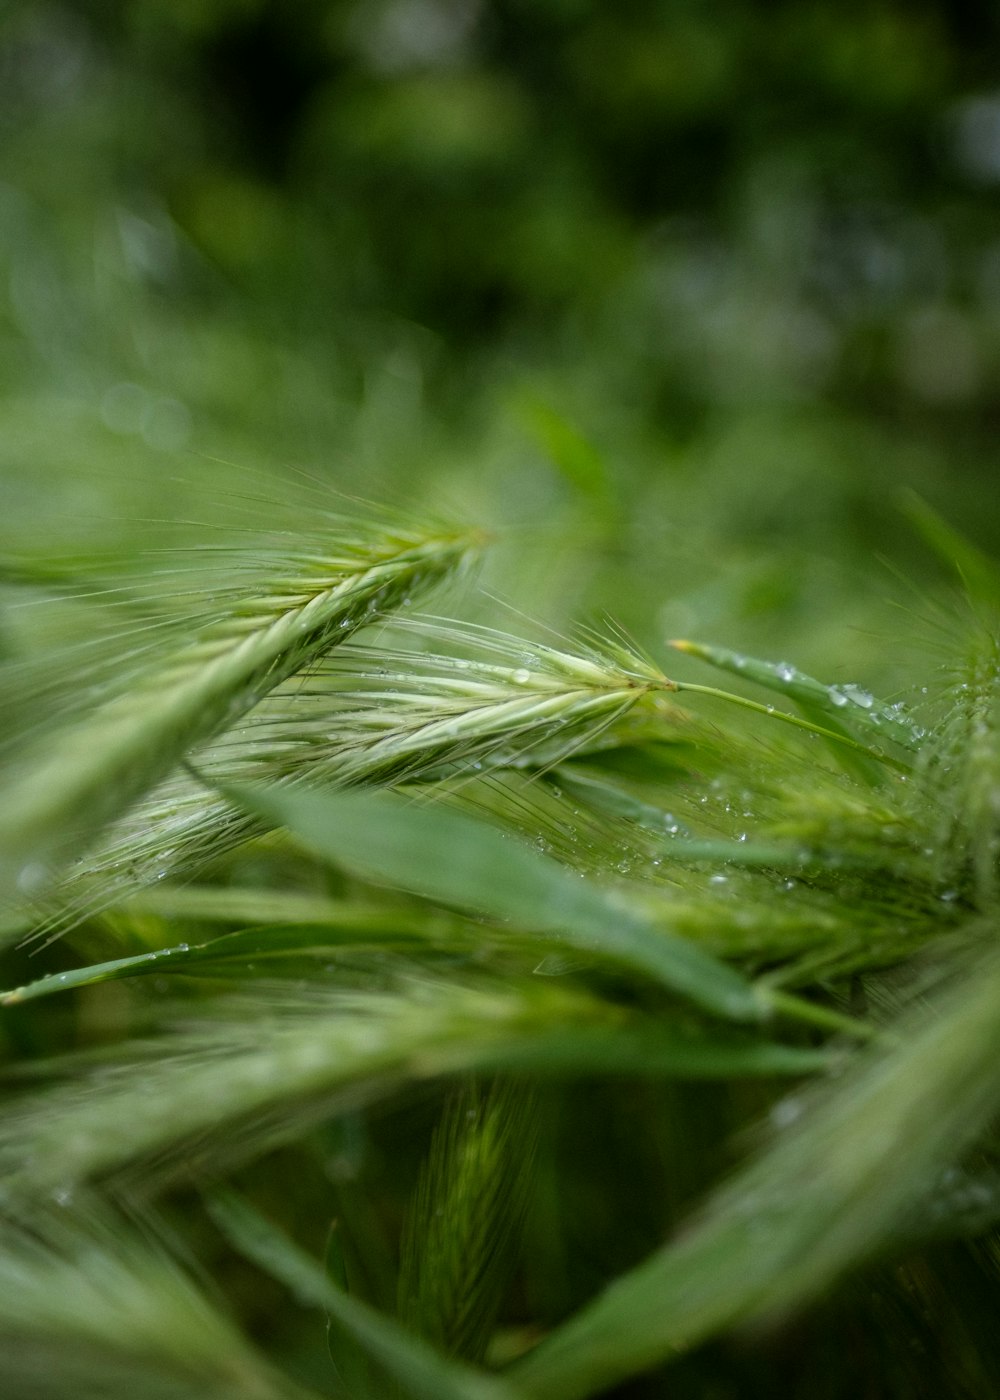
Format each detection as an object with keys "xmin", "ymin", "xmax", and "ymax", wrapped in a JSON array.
[
  {"xmin": 1, "ymin": 499, "xmax": 1000, "ymax": 1398},
  {"xmin": 0, "ymin": 520, "xmax": 479, "ymax": 909}
]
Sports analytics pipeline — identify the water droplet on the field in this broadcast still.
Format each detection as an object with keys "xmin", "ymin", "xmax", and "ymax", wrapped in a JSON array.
[
  {"xmin": 828, "ymin": 688, "xmax": 848, "ymax": 707},
  {"xmin": 709, "ymin": 873, "xmax": 728, "ymax": 885},
  {"xmin": 776, "ymin": 662, "xmax": 796, "ymax": 682},
  {"xmin": 533, "ymin": 954, "xmax": 580, "ymax": 977},
  {"xmin": 16, "ymin": 862, "xmax": 49, "ymax": 894},
  {"xmin": 770, "ymin": 1097, "xmax": 803, "ymax": 1128},
  {"xmin": 841, "ymin": 684, "xmax": 874, "ymax": 709},
  {"xmin": 512, "ymin": 668, "xmax": 531, "ymax": 684}
]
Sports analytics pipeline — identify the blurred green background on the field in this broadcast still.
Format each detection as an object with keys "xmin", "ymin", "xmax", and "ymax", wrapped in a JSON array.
[{"xmin": 2, "ymin": 0, "xmax": 999, "ymax": 677}]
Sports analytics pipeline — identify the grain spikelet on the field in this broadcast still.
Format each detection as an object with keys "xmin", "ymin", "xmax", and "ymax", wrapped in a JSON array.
[{"xmin": 0, "ymin": 524, "xmax": 478, "ymax": 906}]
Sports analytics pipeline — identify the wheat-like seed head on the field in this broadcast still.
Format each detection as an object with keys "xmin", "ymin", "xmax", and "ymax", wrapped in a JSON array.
[
  {"xmin": 0, "ymin": 525, "xmax": 478, "ymax": 907},
  {"xmin": 21, "ymin": 625, "xmax": 686, "ymax": 937}
]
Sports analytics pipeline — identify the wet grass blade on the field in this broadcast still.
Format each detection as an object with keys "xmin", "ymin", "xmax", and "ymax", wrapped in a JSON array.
[
  {"xmin": 671, "ymin": 638, "xmax": 923, "ymax": 754},
  {"xmin": 221, "ymin": 783, "xmax": 764, "ymax": 1022},
  {"xmin": 0, "ymin": 906, "xmax": 476, "ymax": 1005}
]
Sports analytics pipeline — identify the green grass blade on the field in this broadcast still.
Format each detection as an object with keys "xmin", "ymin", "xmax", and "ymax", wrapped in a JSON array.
[
  {"xmin": 511, "ymin": 935, "xmax": 1000, "ymax": 1400},
  {"xmin": 221, "ymin": 783, "xmax": 764, "ymax": 1022},
  {"xmin": 671, "ymin": 638, "xmax": 923, "ymax": 752},
  {"xmin": 902, "ymin": 491, "xmax": 1000, "ymax": 606},
  {"xmin": 0, "ymin": 906, "xmax": 477, "ymax": 1005},
  {"xmin": 120, "ymin": 884, "xmax": 461, "ymax": 926},
  {"xmin": 470, "ymin": 1023, "xmax": 830, "ymax": 1077}
]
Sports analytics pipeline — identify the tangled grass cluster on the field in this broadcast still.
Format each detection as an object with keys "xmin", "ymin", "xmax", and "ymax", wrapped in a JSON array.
[{"xmin": 1, "ymin": 499, "xmax": 999, "ymax": 1399}]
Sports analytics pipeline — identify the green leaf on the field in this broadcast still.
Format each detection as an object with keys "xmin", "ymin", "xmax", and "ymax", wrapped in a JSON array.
[
  {"xmin": 221, "ymin": 783, "xmax": 764, "ymax": 1022},
  {"xmin": 671, "ymin": 638, "xmax": 923, "ymax": 753},
  {"xmin": 518, "ymin": 396, "xmax": 615, "ymax": 513},
  {"xmin": 511, "ymin": 936, "xmax": 1000, "ymax": 1400},
  {"xmin": 470, "ymin": 1023, "xmax": 830, "ymax": 1078},
  {"xmin": 0, "ymin": 905, "xmax": 475, "ymax": 1005}
]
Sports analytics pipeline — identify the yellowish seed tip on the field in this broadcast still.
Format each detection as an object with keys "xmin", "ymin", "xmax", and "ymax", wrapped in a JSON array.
[{"xmin": 669, "ymin": 639, "xmax": 696, "ymax": 654}]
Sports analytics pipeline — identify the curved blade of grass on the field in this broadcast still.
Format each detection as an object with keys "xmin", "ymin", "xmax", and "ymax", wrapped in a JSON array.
[
  {"xmin": 0, "ymin": 932, "xmax": 831, "ymax": 1076},
  {"xmin": 902, "ymin": 490, "xmax": 1000, "ymax": 606},
  {"xmin": 472, "ymin": 1024, "xmax": 830, "ymax": 1077},
  {"xmin": 0, "ymin": 910, "xmax": 476, "ymax": 1005},
  {"xmin": 671, "ymin": 638, "xmax": 923, "ymax": 753},
  {"xmin": 220, "ymin": 783, "xmax": 764, "ymax": 1022},
  {"xmin": 207, "ymin": 1191, "xmax": 522, "ymax": 1400},
  {"xmin": 0, "ymin": 523, "xmax": 478, "ymax": 906},
  {"xmin": 511, "ymin": 935, "xmax": 1000, "ymax": 1400}
]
